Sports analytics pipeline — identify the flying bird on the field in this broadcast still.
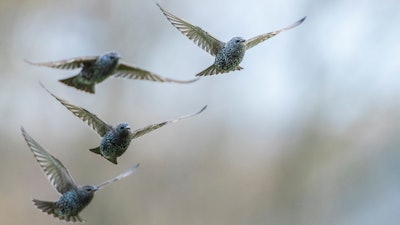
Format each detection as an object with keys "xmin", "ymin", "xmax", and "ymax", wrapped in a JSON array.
[
  {"xmin": 157, "ymin": 3, "xmax": 306, "ymax": 76},
  {"xmin": 21, "ymin": 126, "xmax": 139, "ymax": 222},
  {"xmin": 41, "ymin": 84, "xmax": 207, "ymax": 164},
  {"xmin": 25, "ymin": 51, "xmax": 199, "ymax": 93}
]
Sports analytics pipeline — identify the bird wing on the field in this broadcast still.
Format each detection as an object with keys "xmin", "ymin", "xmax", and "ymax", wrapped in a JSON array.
[
  {"xmin": 114, "ymin": 63, "xmax": 199, "ymax": 83},
  {"xmin": 196, "ymin": 64, "xmax": 243, "ymax": 77},
  {"xmin": 130, "ymin": 105, "xmax": 207, "ymax": 139},
  {"xmin": 21, "ymin": 127, "xmax": 76, "ymax": 194},
  {"xmin": 95, "ymin": 163, "xmax": 140, "ymax": 189},
  {"xmin": 157, "ymin": 3, "xmax": 224, "ymax": 56},
  {"xmin": 40, "ymin": 83, "xmax": 112, "ymax": 137},
  {"xmin": 24, "ymin": 56, "xmax": 97, "ymax": 70},
  {"xmin": 245, "ymin": 17, "xmax": 306, "ymax": 50}
]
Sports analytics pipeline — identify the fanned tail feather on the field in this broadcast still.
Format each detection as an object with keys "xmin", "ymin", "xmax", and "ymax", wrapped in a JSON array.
[
  {"xmin": 33, "ymin": 199, "xmax": 84, "ymax": 222},
  {"xmin": 59, "ymin": 76, "xmax": 95, "ymax": 93},
  {"xmin": 196, "ymin": 65, "xmax": 243, "ymax": 77},
  {"xmin": 59, "ymin": 214, "xmax": 84, "ymax": 223},
  {"xmin": 196, "ymin": 65, "xmax": 220, "ymax": 77},
  {"xmin": 33, "ymin": 199, "xmax": 55, "ymax": 215}
]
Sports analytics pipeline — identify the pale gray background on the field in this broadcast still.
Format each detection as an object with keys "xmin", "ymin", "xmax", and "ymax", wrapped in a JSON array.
[{"xmin": 1, "ymin": 0, "xmax": 400, "ymax": 224}]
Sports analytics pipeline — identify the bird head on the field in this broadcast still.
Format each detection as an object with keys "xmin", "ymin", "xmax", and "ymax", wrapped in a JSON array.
[
  {"xmin": 105, "ymin": 51, "xmax": 121, "ymax": 60},
  {"xmin": 81, "ymin": 185, "xmax": 98, "ymax": 193},
  {"xmin": 230, "ymin": 37, "xmax": 246, "ymax": 44},
  {"xmin": 115, "ymin": 122, "xmax": 131, "ymax": 136}
]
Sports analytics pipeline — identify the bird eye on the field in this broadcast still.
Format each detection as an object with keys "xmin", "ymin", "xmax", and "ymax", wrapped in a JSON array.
[{"xmin": 86, "ymin": 188, "xmax": 92, "ymax": 192}]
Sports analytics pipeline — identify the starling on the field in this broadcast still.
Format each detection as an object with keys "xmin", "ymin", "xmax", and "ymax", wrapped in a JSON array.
[
  {"xmin": 25, "ymin": 51, "xmax": 199, "ymax": 93},
  {"xmin": 41, "ymin": 84, "xmax": 207, "ymax": 164},
  {"xmin": 157, "ymin": 3, "xmax": 306, "ymax": 76},
  {"xmin": 21, "ymin": 126, "xmax": 140, "ymax": 222}
]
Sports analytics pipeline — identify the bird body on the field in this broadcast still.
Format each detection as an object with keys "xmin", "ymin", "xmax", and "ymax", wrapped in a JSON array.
[
  {"xmin": 21, "ymin": 127, "xmax": 139, "ymax": 222},
  {"xmin": 157, "ymin": 3, "xmax": 306, "ymax": 76},
  {"xmin": 41, "ymin": 84, "xmax": 207, "ymax": 164},
  {"xmin": 89, "ymin": 123, "xmax": 133, "ymax": 164},
  {"xmin": 215, "ymin": 37, "xmax": 246, "ymax": 70},
  {"xmin": 59, "ymin": 52, "xmax": 120, "ymax": 93},
  {"xmin": 33, "ymin": 186, "xmax": 96, "ymax": 222},
  {"xmin": 26, "ymin": 51, "xmax": 198, "ymax": 93}
]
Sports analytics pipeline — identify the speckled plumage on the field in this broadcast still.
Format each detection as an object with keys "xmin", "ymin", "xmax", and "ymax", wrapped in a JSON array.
[
  {"xmin": 21, "ymin": 127, "xmax": 139, "ymax": 222},
  {"xmin": 93, "ymin": 123, "xmax": 133, "ymax": 164},
  {"xmin": 157, "ymin": 3, "xmax": 306, "ymax": 76},
  {"xmin": 41, "ymin": 84, "xmax": 207, "ymax": 164},
  {"xmin": 26, "ymin": 51, "xmax": 198, "ymax": 93},
  {"xmin": 215, "ymin": 37, "xmax": 246, "ymax": 71}
]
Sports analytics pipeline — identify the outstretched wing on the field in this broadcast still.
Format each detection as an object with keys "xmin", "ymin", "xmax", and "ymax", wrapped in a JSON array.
[
  {"xmin": 245, "ymin": 17, "xmax": 306, "ymax": 50},
  {"xmin": 114, "ymin": 63, "xmax": 199, "ymax": 83},
  {"xmin": 157, "ymin": 3, "xmax": 224, "ymax": 56},
  {"xmin": 40, "ymin": 83, "xmax": 112, "ymax": 137},
  {"xmin": 24, "ymin": 56, "xmax": 97, "ymax": 70},
  {"xmin": 95, "ymin": 163, "xmax": 140, "ymax": 189},
  {"xmin": 131, "ymin": 105, "xmax": 207, "ymax": 139},
  {"xmin": 21, "ymin": 127, "xmax": 76, "ymax": 194}
]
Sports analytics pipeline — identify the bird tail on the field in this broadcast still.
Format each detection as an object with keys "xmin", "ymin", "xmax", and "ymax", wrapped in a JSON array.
[
  {"xmin": 89, "ymin": 147, "xmax": 117, "ymax": 164},
  {"xmin": 59, "ymin": 76, "xmax": 95, "ymax": 93},
  {"xmin": 33, "ymin": 199, "xmax": 85, "ymax": 222},
  {"xmin": 196, "ymin": 65, "xmax": 220, "ymax": 77},
  {"xmin": 33, "ymin": 199, "xmax": 56, "ymax": 215},
  {"xmin": 89, "ymin": 146, "xmax": 101, "ymax": 155},
  {"xmin": 196, "ymin": 65, "xmax": 243, "ymax": 77}
]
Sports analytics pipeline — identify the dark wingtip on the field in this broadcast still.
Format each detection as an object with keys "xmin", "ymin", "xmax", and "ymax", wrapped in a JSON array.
[
  {"xmin": 38, "ymin": 80, "xmax": 46, "ymax": 90},
  {"xmin": 24, "ymin": 58, "xmax": 34, "ymax": 65},
  {"xmin": 199, "ymin": 105, "xmax": 207, "ymax": 114},
  {"xmin": 38, "ymin": 81, "xmax": 55, "ymax": 98},
  {"xmin": 284, "ymin": 16, "xmax": 307, "ymax": 31},
  {"xmin": 299, "ymin": 16, "xmax": 307, "ymax": 24}
]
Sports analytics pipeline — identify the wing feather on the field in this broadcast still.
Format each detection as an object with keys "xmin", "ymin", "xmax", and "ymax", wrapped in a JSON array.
[
  {"xmin": 96, "ymin": 163, "xmax": 140, "ymax": 189},
  {"xmin": 40, "ymin": 83, "xmax": 112, "ymax": 137},
  {"xmin": 131, "ymin": 105, "xmax": 207, "ymax": 139},
  {"xmin": 21, "ymin": 127, "xmax": 76, "ymax": 194},
  {"xmin": 114, "ymin": 63, "xmax": 199, "ymax": 83},
  {"xmin": 245, "ymin": 17, "xmax": 306, "ymax": 50},
  {"xmin": 157, "ymin": 3, "xmax": 224, "ymax": 56},
  {"xmin": 24, "ymin": 56, "xmax": 97, "ymax": 70}
]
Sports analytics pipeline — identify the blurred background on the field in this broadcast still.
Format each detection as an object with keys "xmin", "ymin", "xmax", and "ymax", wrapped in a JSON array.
[{"xmin": 1, "ymin": 0, "xmax": 400, "ymax": 224}]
